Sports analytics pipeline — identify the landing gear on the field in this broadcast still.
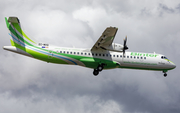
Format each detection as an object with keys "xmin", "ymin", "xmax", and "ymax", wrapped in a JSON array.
[
  {"xmin": 97, "ymin": 64, "xmax": 105, "ymax": 71},
  {"xmin": 93, "ymin": 63, "xmax": 105, "ymax": 76},
  {"xmin": 164, "ymin": 73, "xmax": 167, "ymax": 77},
  {"xmin": 163, "ymin": 70, "xmax": 167, "ymax": 77},
  {"xmin": 93, "ymin": 69, "xmax": 99, "ymax": 76}
]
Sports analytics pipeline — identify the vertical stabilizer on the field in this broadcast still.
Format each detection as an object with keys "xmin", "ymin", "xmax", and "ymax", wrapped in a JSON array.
[{"xmin": 5, "ymin": 17, "xmax": 37, "ymax": 48}]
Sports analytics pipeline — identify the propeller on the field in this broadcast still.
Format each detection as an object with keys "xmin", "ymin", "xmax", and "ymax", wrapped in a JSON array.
[{"xmin": 123, "ymin": 36, "xmax": 128, "ymax": 56}]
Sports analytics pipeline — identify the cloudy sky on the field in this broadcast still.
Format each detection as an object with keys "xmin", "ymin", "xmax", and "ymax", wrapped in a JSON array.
[{"xmin": 0, "ymin": 0, "xmax": 180, "ymax": 113}]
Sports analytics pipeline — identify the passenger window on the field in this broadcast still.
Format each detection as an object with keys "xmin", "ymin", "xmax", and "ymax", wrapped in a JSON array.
[
  {"xmin": 120, "ymin": 55, "xmax": 122, "ymax": 58},
  {"xmin": 117, "ymin": 55, "xmax": 119, "ymax": 57},
  {"xmin": 134, "ymin": 56, "xmax": 136, "ymax": 59},
  {"xmin": 137, "ymin": 57, "xmax": 139, "ymax": 59},
  {"xmin": 127, "ymin": 56, "xmax": 129, "ymax": 58},
  {"xmin": 103, "ymin": 54, "xmax": 105, "ymax": 56},
  {"xmin": 141, "ymin": 57, "xmax": 143, "ymax": 59},
  {"xmin": 144, "ymin": 57, "xmax": 146, "ymax": 59},
  {"xmin": 77, "ymin": 52, "xmax": 79, "ymax": 55},
  {"xmin": 99, "ymin": 54, "xmax": 101, "ymax": 56},
  {"xmin": 106, "ymin": 54, "xmax": 108, "ymax": 57},
  {"xmin": 63, "ymin": 51, "xmax": 65, "ymax": 53},
  {"xmin": 60, "ymin": 51, "xmax": 62, "ymax": 53},
  {"xmin": 92, "ymin": 53, "xmax": 94, "ymax": 56},
  {"xmin": 74, "ymin": 52, "xmax": 76, "ymax": 54},
  {"xmin": 81, "ymin": 53, "xmax": 83, "ymax": 55},
  {"xmin": 88, "ymin": 53, "xmax": 90, "ymax": 55},
  {"xmin": 130, "ymin": 56, "xmax": 132, "ymax": 58},
  {"xmin": 96, "ymin": 53, "xmax": 98, "ymax": 56},
  {"xmin": 124, "ymin": 55, "xmax": 126, "ymax": 58},
  {"xmin": 85, "ymin": 53, "xmax": 87, "ymax": 55},
  {"xmin": 70, "ymin": 52, "xmax": 72, "ymax": 54},
  {"xmin": 67, "ymin": 51, "xmax": 69, "ymax": 54}
]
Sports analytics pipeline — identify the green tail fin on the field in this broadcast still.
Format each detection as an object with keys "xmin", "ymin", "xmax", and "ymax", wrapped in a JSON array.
[{"xmin": 5, "ymin": 17, "xmax": 37, "ymax": 47}]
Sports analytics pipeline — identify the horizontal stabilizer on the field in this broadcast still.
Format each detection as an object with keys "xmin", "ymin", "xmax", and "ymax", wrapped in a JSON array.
[
  {"xmin": 8, "ymin": 17, "xmax": 20, "ymax": 23},
  {"xmin": 3, "ymin": 46, "xmax": 33, "ymax": 57}
]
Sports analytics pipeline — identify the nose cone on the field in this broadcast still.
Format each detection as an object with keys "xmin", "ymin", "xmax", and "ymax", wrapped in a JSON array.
[
  {"xmin": 172, "ymin": 63, "xmax": 176, "ymax": 69},
  {"xmin": 169, "ymin": 62, "xmax": 176, "ymax": 70}
]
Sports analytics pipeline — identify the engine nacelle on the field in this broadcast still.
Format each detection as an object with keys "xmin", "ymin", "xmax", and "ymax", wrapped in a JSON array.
[{"xmin": 104, "ymin": 43, "xmax": 124, "ymax": 52}]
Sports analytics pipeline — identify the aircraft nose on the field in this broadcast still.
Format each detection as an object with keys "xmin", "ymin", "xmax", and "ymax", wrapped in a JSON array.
[
  {"xmin": 169, "ymin": 62, "xmax": 176, "ymax": 69},
  {"xmin": 172, "ymin": 63, "xmax": 176, "ymax": 69}
]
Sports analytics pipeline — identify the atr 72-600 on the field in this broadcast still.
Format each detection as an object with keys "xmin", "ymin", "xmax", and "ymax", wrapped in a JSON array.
[{"xmin": 3, "ymin": 17, "xmax": 176, "ymax": 77}]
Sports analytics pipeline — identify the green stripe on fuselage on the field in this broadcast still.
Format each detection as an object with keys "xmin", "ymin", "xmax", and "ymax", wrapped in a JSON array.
[
  {"xmin": 27, "ymin": 49, "xmax": 68, "ymax": 64},
  {"xmin": 165, "ymin": 59, "xmax": 174, "ymax": 64},
  {"xmin": 56, "ymin": 53, "xmax": 119, "ymax": 69},
  {"xmin": 12, "ymin": 41, "xmax": 68, "ymax": 64},
  {"xmin": 119, "ymin": 66, "xmax": 174, "ymax": 71}
]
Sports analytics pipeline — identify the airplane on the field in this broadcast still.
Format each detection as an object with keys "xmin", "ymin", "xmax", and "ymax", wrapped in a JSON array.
[{"xmin": 3, "ymin": 17, "xmax": 176, "ymax": 77}]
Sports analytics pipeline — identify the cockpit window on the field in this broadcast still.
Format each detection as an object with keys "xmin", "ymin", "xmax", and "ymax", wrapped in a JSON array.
[
  {"xmin": 161, "ymin": 56, "xmax": 168, "ymax": 59},
  {"xmin": 164, "ymin": 56, "xmax": 168, "ymax": 59}
]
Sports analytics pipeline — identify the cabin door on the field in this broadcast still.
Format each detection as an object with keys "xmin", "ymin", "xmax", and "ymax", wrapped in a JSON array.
[{"xmin": 48, "ymin": 50, "xmax": 53, "ymax": 59}]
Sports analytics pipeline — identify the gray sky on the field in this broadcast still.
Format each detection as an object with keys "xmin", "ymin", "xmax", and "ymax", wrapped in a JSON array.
[{"xmin": 0, "ymin": 0, "xmax": 180, "ymax": 113}]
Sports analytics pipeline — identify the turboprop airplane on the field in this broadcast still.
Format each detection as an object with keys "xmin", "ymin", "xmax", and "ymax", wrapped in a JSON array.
[{"xmin": 3, "ymin": 17, "xmax": 176, "ymax": 77}]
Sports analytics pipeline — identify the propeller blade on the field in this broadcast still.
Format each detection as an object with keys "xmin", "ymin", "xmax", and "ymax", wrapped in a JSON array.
[
  {"xmin": 123, "ymin": 36, "xmax": 128, "ymax": 50},
  {"xmin": 123, "ymin": 49, "xmax": 125, "ymax": 56},
  {"xmin": 123, "ymin": 36, "xmax": 128, "ymax": 56},
  {"xmin": 124, "ymin": 36, "xmax": 127, "ymax": 47}
]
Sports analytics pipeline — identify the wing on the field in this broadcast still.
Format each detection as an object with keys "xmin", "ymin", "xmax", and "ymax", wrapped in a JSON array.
[{"xmin": 91, "ymin": 27, "xmax": 118, "ymax": 51}]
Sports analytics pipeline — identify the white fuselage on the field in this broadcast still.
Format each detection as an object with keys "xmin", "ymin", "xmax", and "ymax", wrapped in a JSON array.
[
  {"xmin": 51, "ymin": 46, "xmax": 176, "ymax": 71},
  {"xmin": 4, "ymin": 45, "xmax": 176, "ymax": 71}
]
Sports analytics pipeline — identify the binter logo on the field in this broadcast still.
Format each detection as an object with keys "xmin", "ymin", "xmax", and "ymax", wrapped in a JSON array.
[{"xmin": 131, "ymin": 52, "xmax": 158, "ymax": 57}]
